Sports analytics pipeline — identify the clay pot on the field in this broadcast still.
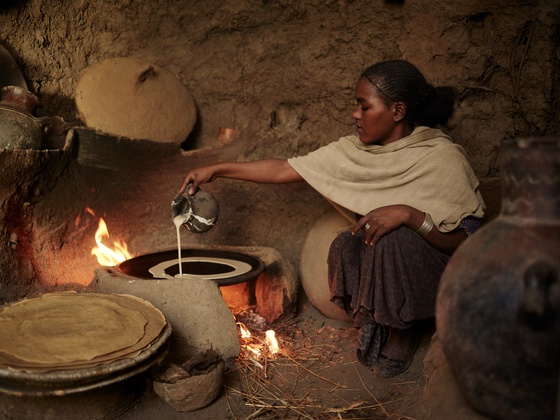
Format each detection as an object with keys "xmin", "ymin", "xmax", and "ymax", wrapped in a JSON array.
[
  {"xmin": 0, "ymin": 86, "xmax": 51, "ymax": 150},
  {"xmin": 171, "ymin": 186, "xmax": 219, "ymax": 233},
  {"xmin": 75, "ymin": 57, "xmax": 197, "ymax": 143},
  {"xmin": 153, "ymin": 350, "xmax": 224, "ymax": 412},
  {"xmin": 0, "ymin": 44, "xmax": 28, "ymax": 90},
  {"xmin": 436, "ymin": 137, "xmax": 560, "ymax": 420},
  {"xmin": 300, "ymin": 208, "xmax": 353, "ymax": 321}
]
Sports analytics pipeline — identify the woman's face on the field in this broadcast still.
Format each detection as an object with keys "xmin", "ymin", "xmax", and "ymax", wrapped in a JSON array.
[{"xmin": 352, "ymin": 77, "xmax": 402, "ymax": 145}]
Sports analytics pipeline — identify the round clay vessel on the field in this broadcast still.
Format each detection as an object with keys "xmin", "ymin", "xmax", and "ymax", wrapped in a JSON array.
[
  {"xmin": 300, "ymin": 208, "xmax": 352, "ymax": 321},
  {"xmin": 171, "ymin": 186, "xmax": 219, "ymax": 233},
  {"xmin": 75, "ymin": 57, "xmax": 197, "ymax": 143},
  {"xmin": 436, "ymin": 137, "xmax": 560, "ymax": 420},
  {"xmin": 0, "ymin": 86, "xmax": 50, "ymax": 150}
]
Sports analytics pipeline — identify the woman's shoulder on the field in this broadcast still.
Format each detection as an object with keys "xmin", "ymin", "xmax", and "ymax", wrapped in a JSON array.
[
  {"xmin": 338, "ymin": 134, "xmax": 360, "ymax": 144},
  {"xmin": 290, "ymin": 135, "xmax": 358, "ymax": 162},
  {"xmin": 412, "ymin": 126, "xmax": 452, "ymax": 142},
  {"xmin": 413, "ymin": 127, "xmax": 464, "ymax": 151},
  {"xmin": 323, "ymin": 134, "xmax": 362, "ymax": 152}
]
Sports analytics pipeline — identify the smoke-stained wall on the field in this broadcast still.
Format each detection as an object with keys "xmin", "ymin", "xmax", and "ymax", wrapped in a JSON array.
[
  {"xmin": 1, "ymin": 1, "xmax": 557, "ymax": 172},
  {"xmin": 0, "ymin": 0, "xmax": 557, "ymax": 300}
]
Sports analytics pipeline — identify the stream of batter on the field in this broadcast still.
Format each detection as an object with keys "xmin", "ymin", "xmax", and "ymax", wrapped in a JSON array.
[{"xmin": 173, "ymin": 214, "xmax": 189, "ymax": 277}]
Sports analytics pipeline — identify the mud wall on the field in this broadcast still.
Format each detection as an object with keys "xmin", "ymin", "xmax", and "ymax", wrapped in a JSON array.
[
  {"xmin": 2, "ymin": 1, "xmax": 559, "ymax": 168},
  {"xmin": 0, "ymin": 0, "xmax": 558, "ymax": 300}
]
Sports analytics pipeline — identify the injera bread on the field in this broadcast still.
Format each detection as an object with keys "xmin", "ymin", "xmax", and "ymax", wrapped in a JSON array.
[{"xmin": 0, "ymin": 291, "xmax": 167, "ymax": 372}]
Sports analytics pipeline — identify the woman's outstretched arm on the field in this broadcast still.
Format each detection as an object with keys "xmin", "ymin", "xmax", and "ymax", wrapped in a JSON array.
[{"xmin": 179, "ymin": 159, "xmax": 304, "ymax": 194}]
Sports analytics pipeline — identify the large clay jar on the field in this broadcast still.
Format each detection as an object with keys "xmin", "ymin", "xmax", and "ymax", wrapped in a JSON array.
[
  {"xmin": 0, "ymin": 86, "xmax": 51, "ymax": 150},
  {"xmin": 436, "ymin": 137, "xmax": 560, "ymax": 420}
]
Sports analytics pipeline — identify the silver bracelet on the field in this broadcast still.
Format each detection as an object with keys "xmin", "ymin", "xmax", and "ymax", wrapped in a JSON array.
[{"xmin": 416, "ymin": 213, "xmax": 434, "ymax": 237}]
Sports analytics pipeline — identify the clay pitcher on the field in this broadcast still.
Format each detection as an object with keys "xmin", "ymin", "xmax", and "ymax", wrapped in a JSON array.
[
  {"xmin": 171, "ymin": 185, "xmax": 219, "ymax": 233},
  {"xmin": 0, "ymin": 85, "xmax": 51, "ymax": 150},
  {"xmin": 436, "ymin": 137, "xmax": 560, "ymax": 420}
]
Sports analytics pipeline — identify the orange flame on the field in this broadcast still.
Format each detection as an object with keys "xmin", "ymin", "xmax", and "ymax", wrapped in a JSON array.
[
  {"xmin": 91, "ymin": 218, "xmax": 132, "ymax": 266},
  {"xmin": 265, "ymin": 330, "xmax": 279, "ymax": 355},
  {"xmin": 238, "ymin": 323, "xmax": 252, "ymax": 339},
  {"xmin": 237, "ymin": 320, "xmax": 281, "ymax": 363}
]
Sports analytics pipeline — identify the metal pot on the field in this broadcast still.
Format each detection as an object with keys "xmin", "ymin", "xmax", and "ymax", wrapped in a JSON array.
[{"xmin": 0, "ymin": 86, "xmax": 51, "ymax": 150}]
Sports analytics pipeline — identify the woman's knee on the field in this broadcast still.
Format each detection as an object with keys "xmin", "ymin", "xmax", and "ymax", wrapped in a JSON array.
[{"xmin": 330, "ymin": 230, "xmax": 363, "ymax": 251}]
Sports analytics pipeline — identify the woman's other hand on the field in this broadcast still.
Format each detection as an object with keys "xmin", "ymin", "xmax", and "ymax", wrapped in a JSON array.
[
  {"xmin": 354, "ymin": 204, "xmax": 469, "ymax": 254},
  {"xmin": 353, "ymin": 204, "xmax": 419, "ymax": 246}
]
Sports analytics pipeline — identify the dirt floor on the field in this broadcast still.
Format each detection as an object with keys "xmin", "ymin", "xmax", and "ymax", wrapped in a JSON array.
[{"xmin": 125, "ymin": 291, "xmax": 434, "ymax": 420}]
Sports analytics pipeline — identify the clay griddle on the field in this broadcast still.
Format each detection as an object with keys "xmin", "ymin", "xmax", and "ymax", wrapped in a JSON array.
[{"xmin": 117, "ymin": 249, "xmax": 265, "ymax": 286}]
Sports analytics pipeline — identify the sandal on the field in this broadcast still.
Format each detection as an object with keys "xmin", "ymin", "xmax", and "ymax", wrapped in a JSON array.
[
  {"xmin": 373, "ymin": 353, "xmax": 415, "ymax": 378},
  {"xmin": 373, "ymin": 326, "xmax": 422, "ymax": 378}
]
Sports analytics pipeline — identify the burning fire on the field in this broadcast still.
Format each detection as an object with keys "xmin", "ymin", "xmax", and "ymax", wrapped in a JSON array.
[
  {"xmin": 237, "ymin": 322, "xmax": 280, "ymax": 360},
  {"xmin": 239, "ymin": 323, "xmax": 252, "ymax": 339},
  {"xmin": 90, "ymin": 215, "xmax": 132, "ymax": 266},
  {"xmin": 265, "ymin": 330, "xmax": 279, "ymax": 355}
]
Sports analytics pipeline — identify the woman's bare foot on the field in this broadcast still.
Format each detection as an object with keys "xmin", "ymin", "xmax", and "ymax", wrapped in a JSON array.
[
  {"xmin": 381, "ymin": 327, "xmax": 421, "ymax": 360},
  {"xmin": 373, "ymin": 325, "xmax": 421, "ymax": 378}
]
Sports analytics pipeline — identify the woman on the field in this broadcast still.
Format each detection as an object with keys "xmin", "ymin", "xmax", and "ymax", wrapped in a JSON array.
[{"xmin": 180, "ymin": 60, "xmax": 485, "ymax": 377}]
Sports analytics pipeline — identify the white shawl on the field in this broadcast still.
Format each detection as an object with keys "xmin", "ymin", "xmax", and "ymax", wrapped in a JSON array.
[{"xmin": 288, "ymin": 126, "xmax": 485, "ymax": 232}]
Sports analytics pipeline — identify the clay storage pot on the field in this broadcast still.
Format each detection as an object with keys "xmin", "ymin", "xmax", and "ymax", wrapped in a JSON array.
[
  {"xmin": 75, "ymin": 57, "xmax": 197, "ymax": 143},
  {"xmin": 0, "ymin": 86, "xmax": 51, "ymax": 150},
  {"xmin": 436, "ymin": 137, "xmax": 560, "ymax": 420}
]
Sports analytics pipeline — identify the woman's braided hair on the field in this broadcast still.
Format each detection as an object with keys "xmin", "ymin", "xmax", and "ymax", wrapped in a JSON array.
[{"xmin": 361, "ymin": 60, "xmax": 455, "ymax": 127}]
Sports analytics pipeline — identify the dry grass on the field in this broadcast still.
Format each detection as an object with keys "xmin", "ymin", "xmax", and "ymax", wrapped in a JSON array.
[{"xmin": 223, "ymin": 309, "xmax": 421, "ymax": 420}]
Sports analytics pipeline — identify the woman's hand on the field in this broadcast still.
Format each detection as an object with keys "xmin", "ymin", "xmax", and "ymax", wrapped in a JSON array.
[
  {"xmin": 179, "ymin": 166, "xmax": 219, "ymax": 195},
  {"xmin": 355, "ymin": 204, "xmax": 469, "ymax": 254},
  {"xmin": 353, "ymin": 204, "xmax": 417, "ymax": 246}
]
